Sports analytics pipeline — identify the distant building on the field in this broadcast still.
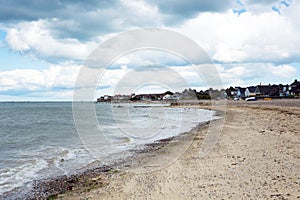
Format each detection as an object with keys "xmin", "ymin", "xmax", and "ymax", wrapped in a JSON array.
[
  {"xmin": 163, "ymin": 94, "xmax": 179, "ymax": 101},
  {"xmin": 289, "ymin": 79, "xmax": 300, "ymax": 96},
  {"xmin": 254, "ymin": 85, "xmax": 279, "ymax": 97},
  {"xmin": 130, "ymin": 92, "xmax": 171, "ymax": 101},
  {"xmin": 97, "ymin": 95, "xmax": 112, "ymax": 103},
  {"xmin": 113, "ymin": 94, "xmax": 131, "ymax": 101},
  {"xmin": 97, "ymin": 79, "xmax": 299, "ymax": 102},
  {"xmin": 235, "ymin": 87, "xmax": 246, "ymax": 98},
  {"xmin": 97, "ymin": 96, "xmax": 104, "ymax": 102},
  {"xmin": 225, "ymin": 87, "xmax": 237, "ymax": 98},
  {"xmin": 279, "ymin": 84, "xmax": 290, "ymax": 96},
  {"xmin": 245, "ymin": 86, "xmax": 256, "ymax": 97}
]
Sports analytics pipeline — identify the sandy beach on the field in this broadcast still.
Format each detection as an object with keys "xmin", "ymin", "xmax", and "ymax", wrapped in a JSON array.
[{"xmin": 39, "ymin": 99, "xmax": 300, "ymax": 199}]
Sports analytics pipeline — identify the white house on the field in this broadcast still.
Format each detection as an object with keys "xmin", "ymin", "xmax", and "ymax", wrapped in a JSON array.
[
  {"xmin": 235, "ymin": 87, "xmax": 246, "ymax": 98},
  {"xmin": 163, "ymin": 94, "xmax": 171, "ymax": 100},
  {"xmin": 163, "ymin": 94, "xmax": 179, "ymax": 101},
  {"xmin": 245, "ymin": 86, "xmax": 256, "ymax": 97}
]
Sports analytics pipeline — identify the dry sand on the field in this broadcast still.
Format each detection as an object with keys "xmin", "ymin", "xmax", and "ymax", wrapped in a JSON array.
[{"xmin": 60, "ymin": 99, "xmax": 300, "ymax": 200}]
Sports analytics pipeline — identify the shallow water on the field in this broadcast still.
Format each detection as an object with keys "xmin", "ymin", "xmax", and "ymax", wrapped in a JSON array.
[{"xmin": 0, "ymin": 102, "xmax": 215, "ymax": 196}]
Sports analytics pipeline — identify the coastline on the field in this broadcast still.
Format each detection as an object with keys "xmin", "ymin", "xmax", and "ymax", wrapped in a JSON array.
[
  {"xmin": 3, "ymin": 99, "xmax": 300, "ymax": 199},
  {"xmin": 59, "ymin": 99, "xmax": 299, "ymax": 199},
  {"xmin": 2, "ymin": 104, "xmax": 219, "ymax": 200}
]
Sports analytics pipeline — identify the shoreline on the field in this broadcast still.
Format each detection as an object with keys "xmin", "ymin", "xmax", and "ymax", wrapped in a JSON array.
[
  {"xmin": 60, "ymin": 99, "xmax": 299, "ymax": 199},
  {"xmin": 2, "ymin": 105, "xmax": 220, "ymax": 199},
  {"xmin": 3, "ymin": 99, "xmax": 299, "ymax": 199}
]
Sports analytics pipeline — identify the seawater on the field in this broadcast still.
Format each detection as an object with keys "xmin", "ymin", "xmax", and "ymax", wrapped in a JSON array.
[{"xmin": 0, "ymin": 102, "xmax": 216, "ymax": 196}]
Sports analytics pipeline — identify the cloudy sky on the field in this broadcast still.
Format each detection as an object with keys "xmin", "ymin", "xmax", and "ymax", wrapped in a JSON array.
[{"xmin": 0, "ymin": 0, "xmax": 299, "ymax": 101}]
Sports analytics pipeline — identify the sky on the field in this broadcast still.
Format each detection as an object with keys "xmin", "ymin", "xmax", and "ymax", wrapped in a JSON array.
[{"xmin": 0, "ymin": 0, "xmax": 299, "ymax": 101}]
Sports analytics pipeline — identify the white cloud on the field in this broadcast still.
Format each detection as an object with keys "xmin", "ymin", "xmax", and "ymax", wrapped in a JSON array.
[
  {"xmin": 95, "ymin": 64, "xmax": 200, "ymax": 96},
  {"xmin": 174, "ymin": 7, "xmax": 300, "ymax": 64},
  {"xmin": 216, "ymin": 63, "xmax": 298, "ymax": 87},
  {"xmin": 120, "ymin": 0, "xmax": 162, "ymax": 27},
  {"xmin": 98, "ymin": 65, "xmax": 131, "ymax": 89},
  {"xmin": 0, "ymin": 63, "xmax": 80, "ymax": 92},
  {"xmin": 4, "ymin": 1, "xmax": 300, "ymax": 66},
  {"xmin": 270, "ymin": 64, "xmax": 297, "ymax": 78},
  {"xmin": 5, "ymin": 19, "xmax": 97, "ymax": 61},
  {"xmin": 213, "ymin": 43, "xmax": 247, "ymax": 63},
  {"xmin": 97, "ymin": 62, "xmax": 296, "ymax": 94},
  {"xmin": 0, "ymin": 61, "xmax": 297, "ymax": 100},
  {"xmin": 113, "ymin": 50, "xmax": 188, "ymax": 67},
  {"xmin": 216, "ymin": 65, "xmax": 249, "ymax": 87},
  {"xmin": 1, "ymin": 0, "xmax": 300, "ymax": 101}
]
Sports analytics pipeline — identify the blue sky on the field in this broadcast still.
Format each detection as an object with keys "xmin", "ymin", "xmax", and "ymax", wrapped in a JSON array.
[{"xmin": 0, "ymin": 0, "xmax": 299, "ymax": 101}]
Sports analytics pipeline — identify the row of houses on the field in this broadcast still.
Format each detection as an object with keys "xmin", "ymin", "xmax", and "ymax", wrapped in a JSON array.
[
  {"xmin": 226, "ymin": 79, "xmax": 300, "ymax": 98},
  {"xmin": 97, "ymin": 79, "xmax": 300, "ymax": 102},
  {"xmin": 97, "ymin": 88, "xmax": 226, "ymax": 103},
  {"xmin": 130, "ymin": 91, "xmax": 176, "ymax": 101},
  {"xmin": 97, "ymin": 91, "xmax": 178, "ymax": 102}
]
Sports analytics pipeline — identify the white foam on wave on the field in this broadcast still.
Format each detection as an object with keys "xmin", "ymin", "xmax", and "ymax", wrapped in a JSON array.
[
  {"xmin": 1, "ymin": 104, "xmax": 217, "ymax": 195},
  {"xmin": 0, "ymin": 159, "xmax": 48, "ymax": 194},
  {"xmin": 38, "ymin": 146, "xmax": 93, "ymax": 175},
  {"xmin": 106, "ymin": 107, "xmax": 215, "ymax": 146},
  {"xmin": 0, "ymin": 146, "xmax": 94, "ymax": 195}
]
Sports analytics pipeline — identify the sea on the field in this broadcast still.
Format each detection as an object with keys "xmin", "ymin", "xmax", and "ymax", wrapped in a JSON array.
[{"xmin": 0, "ymin": 102, "xmax": 216, "ymax": 197}]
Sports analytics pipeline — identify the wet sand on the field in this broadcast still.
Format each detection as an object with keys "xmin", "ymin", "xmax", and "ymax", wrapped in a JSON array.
[{"xmin": 56, "ymin": 99, "xmax": 300, "ymax": 199}]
